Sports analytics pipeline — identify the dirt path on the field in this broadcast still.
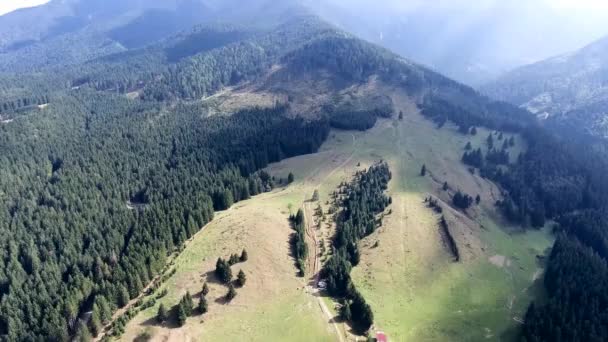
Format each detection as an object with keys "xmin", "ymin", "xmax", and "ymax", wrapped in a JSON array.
[{"xmin": 299, "ymin": 134, "xmax": 357, "ymax": 342}]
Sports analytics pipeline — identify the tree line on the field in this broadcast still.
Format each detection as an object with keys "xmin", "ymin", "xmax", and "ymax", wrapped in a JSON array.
[{"xmin": 321, "ymin": 162, "xmax": 391, "ymax": 335}]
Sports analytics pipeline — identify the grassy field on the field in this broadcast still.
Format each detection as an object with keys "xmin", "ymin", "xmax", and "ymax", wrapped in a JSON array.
[{"xmin": 122, "ymin": 89, "xmax": 552, "ymax": 341}]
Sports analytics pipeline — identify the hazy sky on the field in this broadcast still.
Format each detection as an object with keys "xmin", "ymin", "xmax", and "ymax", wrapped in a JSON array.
[{"xmin": 0, "ymin": 0, "xmax": 50, "ymax": 15}]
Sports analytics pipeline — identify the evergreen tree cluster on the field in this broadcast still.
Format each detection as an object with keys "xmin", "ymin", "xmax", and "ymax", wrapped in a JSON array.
[
  {"xmin": 452, "ymin": 190, "xmax": 474, "ymax": 210},
  {"xmin": 321, "ymin": 162, "xmax": 391, "ymax": 334},
  {"xmin": 289, "ymin": 208, "xmax": 308, "ymax": 276}
]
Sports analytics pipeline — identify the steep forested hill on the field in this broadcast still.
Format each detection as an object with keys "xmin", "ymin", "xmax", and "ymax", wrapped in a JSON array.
[{"xmin": 483, "ymin": 35, "xmax": 608, "ymax": 138}]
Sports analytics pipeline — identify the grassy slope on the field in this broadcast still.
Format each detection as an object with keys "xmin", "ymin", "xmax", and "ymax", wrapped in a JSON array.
[{"xmin": 122, "ymin": 88, "xmax": 552, "ymax": 341}]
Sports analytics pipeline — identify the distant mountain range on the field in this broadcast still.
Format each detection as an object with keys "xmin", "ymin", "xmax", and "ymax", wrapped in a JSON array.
[
  {"xmin": 483, "ymin": 35, "xmax": 608, "ymax": 138},
  {"xmin": 0, "ymin": 0, "xmax": 302, "ymax": 72}
]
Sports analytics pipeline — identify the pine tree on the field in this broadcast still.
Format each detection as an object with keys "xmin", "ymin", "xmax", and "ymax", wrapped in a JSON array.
[
  {"xmin": 420, "ymin": 164, "xmax": 427, "ymax": 176},
  {"xmin": 74, "ymin": 320, "xmax": 92, "ymax": 342},
  {"xmin": 157, "ymin": 303, "xmax": 168, "ymax": 323},
  {"xmin": 88, "ymin": 309, "xmax": 102, "ymax": 337},
  {"xmin": 117, "ymin": 285, "xmax": 130, "ymax": 308},
  {"xmin": 177, "ymin": 303, "xmax": 188, "ymax": 326},
  {"xmin": 465, "ymin": 141, "xmax": 472, "ymax": 150},
  {"xmin": 198, "ymin": 295, "xmax": 208, "ymax": 314},
  {"xmin": 287, "ymin": 172, "xmax": 295, "ymax": 184},
  {"xmin": 236, "ymin": 269, "xmax": 247, "ymax": 287},
  {"xmin": 470, "ymin": 126, "xmax": 477, "ymax": 135},
  {"xmin": 182, "ymin": 292, "xmax": 194, "ymax": 316},
  {"xmin": 443, "ymin": 182, "xmax": 449, "ymax": 191},
  {"xmin": 202, "ymin": 282, "xmax": 209, "ymax": 296},
  {"xmin": 225, "ymin": 284, "xmax": 237, "ymax": 301},
  {"xmin": 240, "ymin": 249, "xmax": 248, "ymax": 262},
  {"xmin": 228, "ymin": 253, "xmax": 239, "ymax": 266},
  {"xmin": 398, "ymin": 111, "xmax": 403, "ymax": 120},
  {"xmin": 475, "ymin": 194, "xmax": 481, "ymax": 204}
]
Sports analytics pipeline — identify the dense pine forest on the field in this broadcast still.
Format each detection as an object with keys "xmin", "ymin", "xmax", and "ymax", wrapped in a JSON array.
[{"xmin": 322, "ymin": 162, "xmax": 391, "ymax": 334}]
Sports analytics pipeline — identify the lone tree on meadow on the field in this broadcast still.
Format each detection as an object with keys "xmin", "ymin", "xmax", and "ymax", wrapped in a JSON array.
[
  {"xmin": 420, "ymin": 164, "xmax": 427, "ymax": 176},
  {"xmin": 287, "ymin": 172, "xmax": 295, "ymax": 184},
  {"xmin": 236, "ymin": 269, "xmax": 247, "ymax": 287},
  {"xmin": 312, "ymin": 189, "xmax": 320, "ymax": 201},
  {"xmin": 225, "ymin": 284, "xmax": 237, "ymax": 301}
]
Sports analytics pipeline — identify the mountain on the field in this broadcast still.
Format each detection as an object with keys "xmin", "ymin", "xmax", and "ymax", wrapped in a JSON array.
[
  {"xmin": 0, "ymin": 0, "xmax": 303, "ymax": 72},
  {"xmin": 303, "ymin": 0, "xmax": 608, "ymax": 86},
  {"xmin": 483, "ymin": 35, "xmax": 608, "ymax": 138},
  {"xmin": 2, "ymin": 1, "xmax": 608, "ymax": 341}
]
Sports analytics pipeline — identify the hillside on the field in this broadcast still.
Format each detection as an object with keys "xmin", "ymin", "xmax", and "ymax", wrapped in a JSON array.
[
  {"xmin": 3, "ymin": 2, "xmax": 608, "ymax": 342},
  {"xmin": 0, "ymin": 0, "xmax": 303, "ymax": 72},
  {"xmin": 483, "ymin": 35, "xmax": 608, "ymax": 138}
]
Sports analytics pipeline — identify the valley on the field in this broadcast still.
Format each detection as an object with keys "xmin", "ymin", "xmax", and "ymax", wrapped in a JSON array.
[{"xmin": 121, "ymin": 89, "xmax": 552, "ymax": 341}]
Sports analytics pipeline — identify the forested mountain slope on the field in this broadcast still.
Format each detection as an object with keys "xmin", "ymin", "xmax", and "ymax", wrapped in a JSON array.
[
  {"xmin": 0, "ymin": 9, "xmax": 533, "ymax": 340},
  {"xmin": 483, "ymin": 35, "xmax": 608, "ymax": 138},
  {"xmin": 2, "ymin": 2, "xmax": 608, "ymax": 341}
]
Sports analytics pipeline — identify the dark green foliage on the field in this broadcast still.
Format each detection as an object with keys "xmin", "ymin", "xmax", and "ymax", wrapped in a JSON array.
[
  {"xmin": 215, "ymin": 258, "xmax": 233, "ymax": 284},
  {"xmin": 176, "ymin": 304, "xmax": 187, "ymax": 327},
  {"xmin": 522, "ymin": 236, "xmax": 608, "ymax": 341},
  {"xmin": 420, "ymin": 164, "xmax": 427, "ymax": 176},
  {"xmin": 287, "ymin": 172, "xmax": 295, "ymax": 184},
  {"xmin": 289, "ymin": 208, "xmax": 308, "ymax": 276},
  {"xmin": 443, "ymin": 181, "xmax": 449, "ymax": 191},
  {"xmin": 329, "ymin": 110, "xmax": 387, "ymax": 131},
  {"xmin": 485, "ymin": 148, "xmax": 509, "ymax": 165},
  {"xmin": 340, "ymin": 301, "xmax": 352, "ymax": 321},
  {"xmin": 349, "ymin": 290, "xmax": 374, "ymax": 334},
  {"xmin": 475, "ymin": 195, "xmax": 481, "ymax": 205},
  {"xmin": 321, "ymin": 162, "xmax": 391, "ymax": 334},
  {"xmin": 202, "ymin": 282, "xmax": 209, "ymax": 297},
  {"xmin": 181, "ymin": 292, "xmax": 194, "ymax": 317},
  {"xmin": 398, "ymin": 111, "xmax": 403, "ymax": 120},
  {"xmin": 228, "ymin": 253, "xmax": 240, "ymax": 266},
  {"xmin": 452, "ymin": 191, "xmax": 473, "ymax": 210},
  {"xmin": 462, "ymin": 148, "xmax": 483, "ymax": 168},
  {"xmin": 464, "ymin": 141, "xmax": 472, "ymax": 150},
  {"xmin": 236, "ymin": 270, "xmax": 247, "ymax": 287},
  {"xmin": 240, "ymin": 249, "xmax": 248, "ymax": 262},
  {"xmin": 157, "ymin": 304, "xmax": 168, "ymax": 323},
  {"xmin": 486, "ymin": 133, "xmax": 494, "ymax": 149},
  {"xmin": 198, "ymin": 295, "xmax": 208, "ymax": 315},
  {"xmin": 470, "ymin": 127, "xmax": 477, "ymax": 135},
  {"xmin": 225, "ymin": 284, "xmax": 236, "ymax": 302}
]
